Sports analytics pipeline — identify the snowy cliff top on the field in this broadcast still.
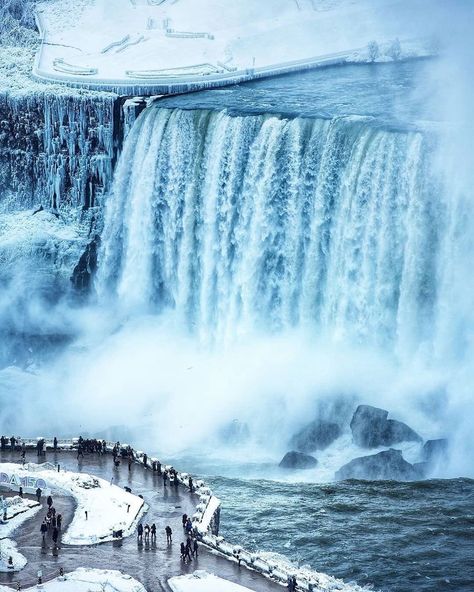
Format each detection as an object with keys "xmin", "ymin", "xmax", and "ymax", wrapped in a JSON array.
[{"xmin": 32, "ymin": 0, "xmax": 434, "ymax": 93}]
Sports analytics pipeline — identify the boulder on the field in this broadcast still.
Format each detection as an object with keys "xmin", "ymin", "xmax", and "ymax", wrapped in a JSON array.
[
  {"xmin": 290, "ymin": 420, "xmax": 341, "ymax": 453},
  {"xmin": 423, "ymin": 439, "xmax": 448, "ymax": 463},
  {"xmin": 350, "ymin": 405, "xmax": 422, "ymax": 448},
  {"xmin": 335, "ymin": 449, "xmax": 420, "ymax": 481},
  {"xmin": 279, "ymin": 451, "xmax": 318, "ymax": 470}
]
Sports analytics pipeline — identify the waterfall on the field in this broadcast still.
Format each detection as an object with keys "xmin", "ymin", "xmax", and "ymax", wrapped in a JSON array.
[{"xmin": 97, "ymin": 107, "xmax": 440, "ymax": 349}]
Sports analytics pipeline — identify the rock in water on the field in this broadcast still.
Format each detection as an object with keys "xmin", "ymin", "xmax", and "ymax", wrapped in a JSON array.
[
  {"xmin": 335, "ymin": 449, "xmax": 420, "ymax": 481},
  {"xmin": 290, "ymin": 420, "xmax": 341, "ymax": 452},
  {"xmin": 279, "ymin": 451, "xmax": 318, "ymax": 470},
  {"xmin": 350, "ymin": 405, "xmax": 422, "ymax": 448}
]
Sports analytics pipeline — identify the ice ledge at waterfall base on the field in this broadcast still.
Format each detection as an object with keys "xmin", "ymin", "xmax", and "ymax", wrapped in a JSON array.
[{"xmin": 33, "ymin": 0, "xmax": 433, "ymax": 93}]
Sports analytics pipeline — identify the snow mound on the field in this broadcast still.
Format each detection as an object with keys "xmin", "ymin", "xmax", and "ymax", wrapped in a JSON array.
[
  {"xmin": 0, "ymin": 567, "xmax": 147, "ymax": 591},
  {"xmin": 169, "ymin": 571, "xmax": 255, "ymax": 592}
]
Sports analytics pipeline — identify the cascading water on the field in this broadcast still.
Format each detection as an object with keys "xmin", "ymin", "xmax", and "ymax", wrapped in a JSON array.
[{"xmin": 97, "ymin": 107, "xmax": 439, "ymax": 351}]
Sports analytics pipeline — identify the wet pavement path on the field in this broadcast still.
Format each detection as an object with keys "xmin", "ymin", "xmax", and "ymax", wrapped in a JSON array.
[{"xmin": 0, "ymin": 449, "xmax": 281, "ymax": 592}]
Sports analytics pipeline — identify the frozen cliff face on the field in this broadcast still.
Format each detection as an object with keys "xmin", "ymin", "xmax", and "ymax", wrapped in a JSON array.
[
  {"xmin": 0, "ymin": 0, "xmax": 118, "ymax": 212},
  {"xmin": 0, "ymin": 94, "xmax": 116, "ymax": 211},
  {"xmin": 0, "ymin": 208, "xmax": 90, "ymax": 335}
]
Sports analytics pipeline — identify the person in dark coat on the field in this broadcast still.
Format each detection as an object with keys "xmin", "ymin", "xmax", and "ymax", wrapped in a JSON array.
[
  {"xmin": 47, "ymin": 495, "xmax": 53, "ymax": 509},
  {"xmin": 150, "ymin": 523, "xmax": 156, "ymax": 542},
  {"xmin": 40, "ymin": 521, "xmax": 48, "ymax": 542},
  {"xmin": 185, "ymin": 539, "xmax": 192, "ymax": 562},
  {"xmin": 57, "ymin": 514, "xmax": 62, "ymax": 529},
  {"xmin": 193, "ymin": 539, "xmax": 199, "ymax": 557},
  {"xmin": 137, "ymin": 523, "xmax": 143, "ymax": 542},
  {"xmin": 165, "ymin": 525, "xmax": 172, "ymax": 544},
  {"xmin": 52, "ymin": 527, "xmax": 59, "ymax": 545},
  {"xmin": 180, "ymin": 542, "xmax": 186, "ymax": 560},
  {"xmin": 36, "ymin": 487, "xmax": 42, "ymax": 502},
  {"xmin": 182, "ymin": 513, "xmax": 188, "ymax": 528}
]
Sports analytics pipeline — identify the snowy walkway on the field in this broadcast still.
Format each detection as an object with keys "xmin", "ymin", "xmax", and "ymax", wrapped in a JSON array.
[{"xmin": 0, "ymin": 449, "xmax": 281, "ymax": 592}]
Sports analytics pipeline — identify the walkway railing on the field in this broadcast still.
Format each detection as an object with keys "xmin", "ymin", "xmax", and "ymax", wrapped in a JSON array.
[{"xmin": 1, "ymin": 437, "xmax": 366, "ymax": 591}]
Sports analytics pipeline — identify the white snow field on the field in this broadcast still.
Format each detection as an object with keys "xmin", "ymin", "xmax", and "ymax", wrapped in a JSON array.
[
  {"xmin": 33, "ymin": 0, "xmax": 433, "ymax": 93},
  {"xmin": 0, "ymin": 496, "xmax": 41, "ymax": 572},
  {"xmin": 0, "ymin": 463, "xmax": 146, "ymax": 545},
  {"xmin": 0, "ymin": 568, "xmax": 147, "ymax": 592},
  {"xmin": 169, "ymin": 571, "xmax": 255, "ymax": 592}
]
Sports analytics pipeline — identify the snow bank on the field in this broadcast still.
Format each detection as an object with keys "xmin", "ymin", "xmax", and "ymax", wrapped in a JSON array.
[
  {"xmin": 0, "ymin": 567, "xmax": 147, "ymax": 592},
  {"xmin": 0, "ymin": 538, "xmax": 26, "ymax": 573},
  {"xmin": 0, "ymin": 463, "xmax": 146, "ymax": 545},
  {"xmin": 0, "ymin": 496, "xmax": 41, "ymax": 572},
  {"xmin": 169, "ymin": 571, "xmax": 254, "ymax": 592}
]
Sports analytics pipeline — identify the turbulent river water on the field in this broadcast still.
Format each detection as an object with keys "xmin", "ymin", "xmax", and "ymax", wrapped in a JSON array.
[{"xmin": 207, "ymin": 476, "xmax": 474, "ymax": 592}]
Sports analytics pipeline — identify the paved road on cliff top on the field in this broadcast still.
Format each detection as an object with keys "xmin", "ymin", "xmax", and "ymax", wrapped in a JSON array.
[{"xmin": 0, "ymin": 449, "xmax": 281, "ymax": 592}]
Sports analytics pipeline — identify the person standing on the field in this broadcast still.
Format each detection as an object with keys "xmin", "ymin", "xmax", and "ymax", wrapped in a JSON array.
[
  {"xmin": 151, "ymin": 523, "xmax": 156, "ymax": 542},
  {"xmin": 47, "ymin": 495, "xmax": 53, "ymax": 509},
  {"xmin": 57, "ymin": 514, "xmax": 62, "ymax": 529},
  {"xmin": 193, "ymin": 538, "xmax": 199, "ymax": 558},
  {"xmin": 52, "ymin": 527, "xmax": 59, "ymax": 546},
  {"xmin": 185, "ymin": 538, "xmax": 192, "ymax": 562},
  {"xmin": 137, "ymin": 523, "xmax": 143, "ymax": 542},
  {"xmin": 40, "ymin": 521, "xmax": 48, "ymax": 542},
  {"xmin": 165, "ymin": 525, "xmax": 172, "ymax": 545},
  {"xmin": 36, "ymin": 487, "xmax": 42, "ymax": 502}
]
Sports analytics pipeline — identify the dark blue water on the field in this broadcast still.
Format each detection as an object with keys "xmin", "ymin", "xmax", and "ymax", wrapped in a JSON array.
[
  {"xmin": 206, "ymin": 476, "xmax": 474, "ymax": 592},
  {"xmin": 157, "ymin": 59, "xmax": 438, "ymax": 130}
]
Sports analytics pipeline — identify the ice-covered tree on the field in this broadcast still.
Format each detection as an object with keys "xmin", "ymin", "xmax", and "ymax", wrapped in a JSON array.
[
  {"xmin": 367, "ymin": 41, "xmax": 379, "ymax": 62},
  {"xmin": 386, "ymin": 38, "xmax": 402, "ymax": 61}
]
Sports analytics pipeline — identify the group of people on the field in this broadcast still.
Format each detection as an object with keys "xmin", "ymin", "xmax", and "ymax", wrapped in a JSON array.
[
  {"xmin": 179, "ymin": 513, "xmax": 199, "ymax": 563},
  {"xmin": 1, "ymin": 435, "xmax": 20, "ymax": 450},
  {"xmin": 39, "ymin": 495, "xmax": 62, "ymax": 547},
  {"xmin": 77, "ymin": 436, "xmax": 108, "ymax": 458},
  {"xmin": 136, "ymin": 522, "xmax": 157, "ymax": 543},
  {"xmin": 1, "ymin": 436, "xmax": 57, "ymax": 454}
]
